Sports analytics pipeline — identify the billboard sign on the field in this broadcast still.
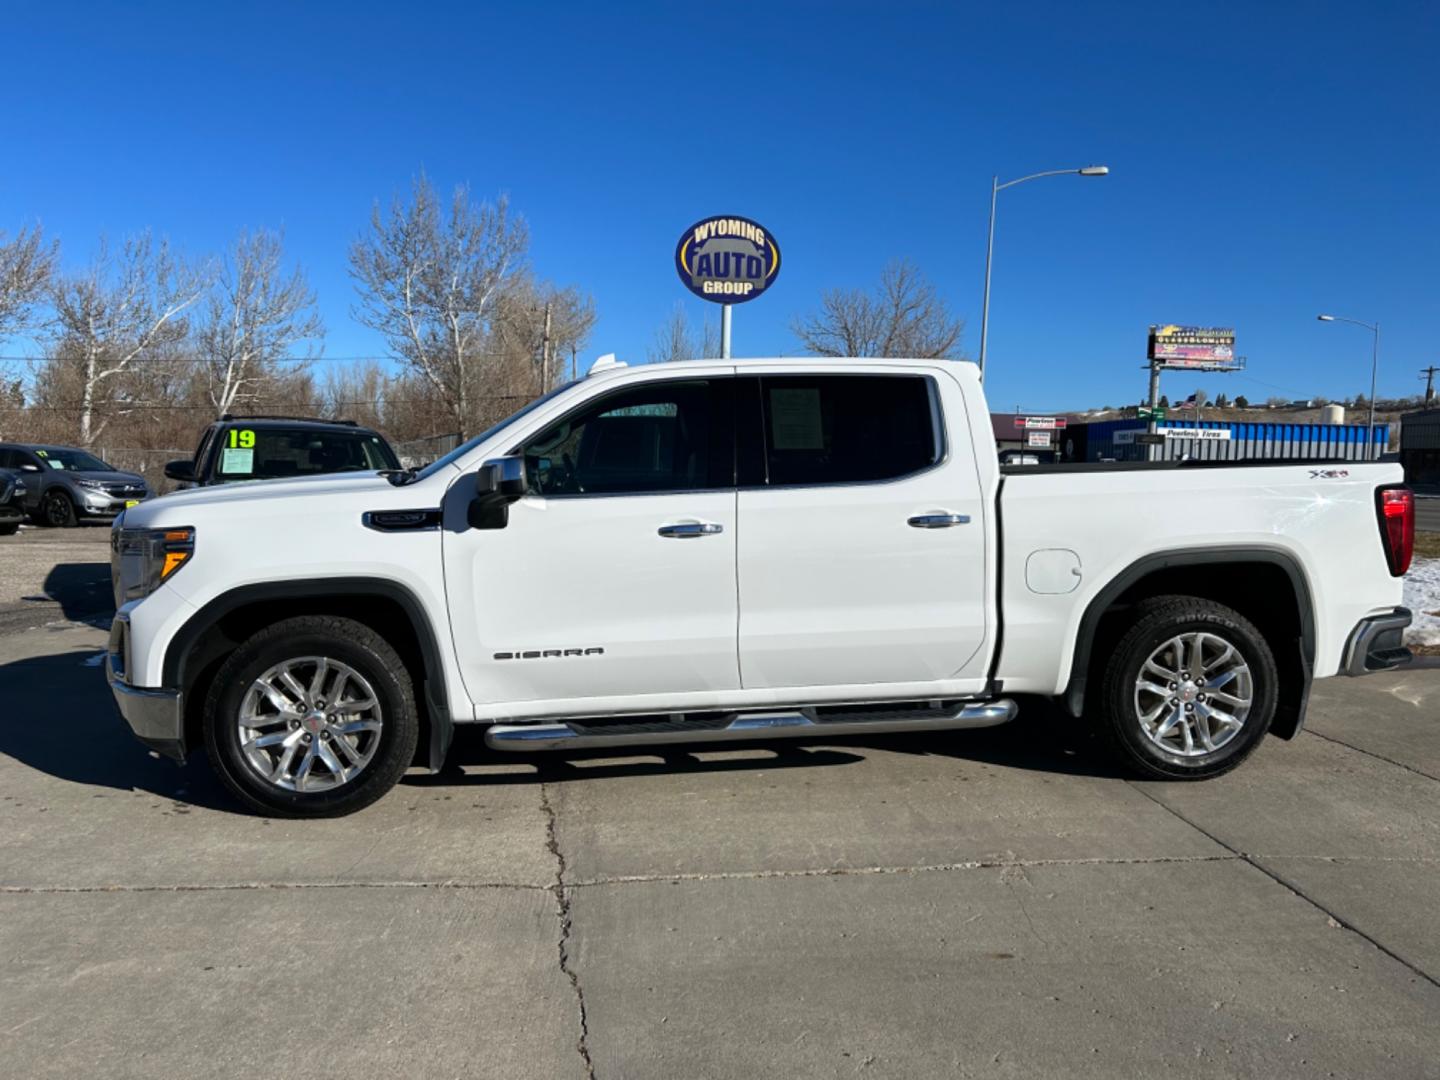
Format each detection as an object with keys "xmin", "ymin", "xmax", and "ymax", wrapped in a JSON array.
[
  {"xmin": 1013, "ymin": 416, "xmax": 1067, "ymax": 430},
  {"xmin": 675, "ymin": 216, "xmax": 780, "ymax": 304},
  {"xmin": 1026, "ymin": 430, "xmax": 1052, "ymax": 448},
  {"xmin": 1148, "ymin": 325, "xmax": 1237, "ymax": 368}
]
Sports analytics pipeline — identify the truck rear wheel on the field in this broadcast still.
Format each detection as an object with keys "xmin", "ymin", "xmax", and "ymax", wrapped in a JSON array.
[
  {"xmin": 1097, "ymin": 596, "xmax": 1277, "ymax": 780},
  {"xmin": 203, "ymin": 615, "xmax": 419, "ymax": 817}
]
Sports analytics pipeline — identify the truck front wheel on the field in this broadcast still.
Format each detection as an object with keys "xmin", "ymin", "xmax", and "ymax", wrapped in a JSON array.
[
  {"xmin": 1098, "ymin": 596, "xmax": 1277, "ymax": 780},
  {"xmin": 203, "ymin": 615, "xmax": 419, "ymax": 817}
]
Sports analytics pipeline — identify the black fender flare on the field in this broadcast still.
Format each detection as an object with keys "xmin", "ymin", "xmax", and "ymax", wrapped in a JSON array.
[
  {"xmin": 1061, "ymin": 546, "xmax": 1315, "ymax": 735},
  {"xmin": 164, "ymin": 578, "xmax": 454, "ymax": 770}
]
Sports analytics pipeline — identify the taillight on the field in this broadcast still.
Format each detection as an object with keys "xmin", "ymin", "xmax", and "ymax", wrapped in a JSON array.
[{"xmin": 1376, "ymin": 486, "xmax": 1414, "ymax": 577}]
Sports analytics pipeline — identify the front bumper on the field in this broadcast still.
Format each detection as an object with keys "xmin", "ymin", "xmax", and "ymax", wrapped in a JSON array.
[
  {"xmin": 0, "ymin": 505, "xmax": 23, "ymax": 526},
  {"xmin": 81, "ymin": 496, "xmax": 147, "ymax": 517},
  {"xmin": 1341, "ymin": 607, "xmax": 1413, "ymax": 676},
  {"xmin": 106, "ymin": 614, "xmax": 185, "ymax": 761}
]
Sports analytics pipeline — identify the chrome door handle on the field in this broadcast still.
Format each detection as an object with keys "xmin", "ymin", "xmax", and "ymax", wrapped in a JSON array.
[
  {"xmin": 658, "ymin": 521, "xmax": 724, "ymax": 539},
  {"xmin": 908, "ymin": 513, "xmax": 970, "ymax": 529}
]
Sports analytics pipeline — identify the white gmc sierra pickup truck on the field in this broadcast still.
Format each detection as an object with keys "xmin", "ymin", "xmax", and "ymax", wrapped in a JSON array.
[{"xmin": 107, "ymin": 358, "xmax": 1417, "ymax": 817}]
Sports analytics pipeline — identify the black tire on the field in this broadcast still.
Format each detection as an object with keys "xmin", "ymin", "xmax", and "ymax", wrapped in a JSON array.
[
  {"xmin": 41, "ymin": 491, "xmax": 77, "ymax": 528},
  {"xmin": 203, "ymin": 615, "xmax": 419, "ymax": 818},
  {"xmin": 0, "ymin": 522, "xmax": 18, "ymax": 536},
  {"xmin": 1097, "ymin": 595, "xmax": 1278, "ymax": 781}
]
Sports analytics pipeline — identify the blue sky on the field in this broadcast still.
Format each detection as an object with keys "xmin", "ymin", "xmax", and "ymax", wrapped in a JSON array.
[{"xmin": 5, "ymin": 1, "xmax": 1438, "ymax": 412}]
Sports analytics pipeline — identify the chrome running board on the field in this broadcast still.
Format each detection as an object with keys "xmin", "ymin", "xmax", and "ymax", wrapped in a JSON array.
[{"xmin": 485, "ymin": 699, "xmax": 1017, "ymax": 752}]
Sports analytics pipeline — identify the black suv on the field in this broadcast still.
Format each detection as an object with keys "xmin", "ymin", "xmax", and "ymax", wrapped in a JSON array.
[
  {"xmin": 0, "ymin": 467, "xmax": 28, "ymax": 535},
  {"xmin": 164, "ymin": 415, "xmax": 402, "ymax": 486},
  {"xmin": 0, "ymin": 443, "xmax": 150, "ymax": 527}
]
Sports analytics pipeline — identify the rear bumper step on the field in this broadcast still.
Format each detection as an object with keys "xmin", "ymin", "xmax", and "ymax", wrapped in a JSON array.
[
  {"xmin": 485, "ymin": 699, "xmax": 1018, "ymax": 752},
  {"xmin": 1341, "ymin": 607, "xmax": 1413, "ymax": 676}
]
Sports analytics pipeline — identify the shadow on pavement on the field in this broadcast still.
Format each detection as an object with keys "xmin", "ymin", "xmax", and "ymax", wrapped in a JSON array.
[
  {"xmin": 40, "ymin": 562, "xmax": 115, "ymax": 623},
  {"xmin": 407, "ymin": 696, "xmax": 1125, "ymax": 787},
  {"xmin": 1, "ymin": 637, "xmax": 1121, "ymax": 814},
  {"xmin": 0, "ymin": 640, "xmax": 237, "ymax": 811}
]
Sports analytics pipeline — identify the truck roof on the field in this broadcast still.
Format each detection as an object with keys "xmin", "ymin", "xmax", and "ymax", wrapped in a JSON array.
[
  {"xmin": 212, "ymin": 415, "xmax": 368, "ymax": 430},
  {"xmin": 589, "ymin": 356, "xmax": 976, "ymax": 378}
]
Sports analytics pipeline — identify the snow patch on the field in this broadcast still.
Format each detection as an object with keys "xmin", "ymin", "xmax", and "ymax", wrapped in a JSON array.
[{"xmin": 1403, "ymin": 557, "xmax": 1440, "ymax": 646}]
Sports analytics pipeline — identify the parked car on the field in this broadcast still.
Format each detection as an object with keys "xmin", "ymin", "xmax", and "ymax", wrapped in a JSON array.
[
  {"xmin": 107, "ymin": 357, "xmax": 1415, "ymax": 818},
  {"xmin": 163, "ymin": 415, "xmax": 402, "ymax": 488},
  {"xmin": 0, "ymin": 443, "xmax": 150, "ymax": 527},
  {"xmin": 0, "ymin": 468, "xmax": 28, "ymax": 535}
]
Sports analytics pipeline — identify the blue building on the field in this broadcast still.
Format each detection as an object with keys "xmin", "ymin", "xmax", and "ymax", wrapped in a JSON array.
[{"xmin": 1065, "ymin": 418, "xmax": 1390, "ymax": 463}]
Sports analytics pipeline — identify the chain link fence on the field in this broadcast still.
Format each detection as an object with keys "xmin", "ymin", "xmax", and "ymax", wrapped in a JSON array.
[{"xmin": 391, "ymin": 433, "xmax": 462, "ymax": 468}]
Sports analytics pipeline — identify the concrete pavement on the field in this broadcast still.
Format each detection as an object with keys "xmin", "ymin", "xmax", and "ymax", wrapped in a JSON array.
[
  {"xmin": 0, "ymin": 525, "xmax": 113, "ymax": 634},
  {"xmin": 2, "ymin": 622, "xmax": 1438, "ymax": 1078}
]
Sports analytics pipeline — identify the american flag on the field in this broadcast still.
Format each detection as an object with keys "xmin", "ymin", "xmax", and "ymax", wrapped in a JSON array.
[{"xmin": 1175, "ymin": 393, "xmax": 1198, "ymax": 410}]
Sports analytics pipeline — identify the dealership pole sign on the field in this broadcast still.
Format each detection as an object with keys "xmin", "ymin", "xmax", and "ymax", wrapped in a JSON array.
[{"xmin": 675, "ymin": 215, "xmax": 781, "ymax": 360}]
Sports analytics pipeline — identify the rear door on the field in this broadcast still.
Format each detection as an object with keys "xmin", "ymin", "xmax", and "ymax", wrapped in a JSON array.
[{"xmin": 736, "ymin": 368, "xmax": 989, "ymax": 690}]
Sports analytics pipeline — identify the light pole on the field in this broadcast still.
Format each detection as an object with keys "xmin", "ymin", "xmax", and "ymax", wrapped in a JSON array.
[
  {"xmin": 1317, "ymin": 314, "xmax": 1381, "ymax": 459},
  {"xmin": 978, "ymin": 165, "xmax": 1108, "ymax": 381}
]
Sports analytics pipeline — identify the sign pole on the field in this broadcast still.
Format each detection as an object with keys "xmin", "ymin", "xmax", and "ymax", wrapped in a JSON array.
[
  {"xmin": 1146, "ymin": 359, "xmax": 1162, "ymax": 462},
  {"xmin": 720, "ymin": 303, "xmax": 732, "ymax": 359}
]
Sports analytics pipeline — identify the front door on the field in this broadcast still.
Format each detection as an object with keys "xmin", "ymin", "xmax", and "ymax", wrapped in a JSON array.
[
  {"xmin": 443, "ymin": 376, "xmax": 741, "ymax": 717},
  {"xmin": 736, "ymin": 369, "xmax": 990, "ymax": 691}
]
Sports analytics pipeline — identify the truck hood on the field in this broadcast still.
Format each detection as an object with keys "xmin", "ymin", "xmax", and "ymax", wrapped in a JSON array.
[{"xmin": 127, "ymin": 471, "xmax": 404, "ymax": 522}]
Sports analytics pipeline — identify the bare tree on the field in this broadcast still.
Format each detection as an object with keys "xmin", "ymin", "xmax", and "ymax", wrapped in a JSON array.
[
  {"xmin": 791, "ymin": 259, "xmax": 963, "ymax": 359},
  {"xmin": 493, "ymin": 276, "xmax": 597, "ymax": 394},
  {"xmin": 349, "ymin": 175, "xmax": 528, "ymax": 437},
  {"xmin": 47, "ymin": 234, "xmax": 209, "ymax": 444},
  {"xmin": 198, "ymin": 230, "xmax": 322, "ymax": 417},
  {"xmin": 647, "ymin": 303, "xmax": 719, "ymax": 364},
  {"xmin": 0, "ymin": 224, "xmax": 58, "ymax": 343}
]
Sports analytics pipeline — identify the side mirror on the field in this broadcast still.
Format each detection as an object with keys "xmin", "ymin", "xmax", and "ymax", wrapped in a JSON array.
[
  {"xmin": 19, "ymin": 463, "xmax": 41, "ymax": 473},
  {"xmin": 163, "ymin": 459, "xmax": 196, "ymax": 482},
  {"xmin": 468, "ymin": 456, "xmax": 527, "ymax": 529}
]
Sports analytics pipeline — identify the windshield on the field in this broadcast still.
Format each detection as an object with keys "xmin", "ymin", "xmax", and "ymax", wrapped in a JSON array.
[
  {"xmin": 35, "ymin": 447, "xmax": 113, "ymax": 472},
  {"xmin": 214, "ymin": 428, "xmax": 401, "ymax": 482},
  {"xmin": 414, "ymin": 383, "xmax": 576, "ymax": 480}
]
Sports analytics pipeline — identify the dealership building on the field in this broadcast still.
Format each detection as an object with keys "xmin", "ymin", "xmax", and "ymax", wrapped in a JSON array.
[
  {"xmin": 993, "ymin": 415, "xmax": 1391, "ymax": 463},
  {"xmin": 1061, "ymin": 418, "xmax": 1390, "ymax": 463}
]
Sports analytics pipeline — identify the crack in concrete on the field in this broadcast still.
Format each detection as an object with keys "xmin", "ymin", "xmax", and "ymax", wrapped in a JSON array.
[
  {"xmin": 562, "ymin": 853, "xmax": 1240, "ymax": 888},
  {"xmin": 539, "ymin": 780, "xmax": 597, "ymax": 1080},
  {"xmin": 1303, "ymin": 728, "xmax": 1440, "ymax": 783},
  {"xmin": 0, "ymin": 880, "xmax": 550, "ymax": 894},
  {"xmin": 1129, "ymin": 783, "xmax": 1440, "ymax": 991},
  {"xmin": 11, "ymin": 851, "xmax": 1440, "ymax": 896}
]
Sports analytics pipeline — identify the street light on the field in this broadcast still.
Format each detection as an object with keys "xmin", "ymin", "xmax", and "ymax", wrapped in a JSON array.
[
  {"xmin": 1317, "ymin": 314, "xmax": 1381, "ymax": 459},
  {"xmin": 978, "ymin": 165, "xmax": 1109, "ymax": 381}
]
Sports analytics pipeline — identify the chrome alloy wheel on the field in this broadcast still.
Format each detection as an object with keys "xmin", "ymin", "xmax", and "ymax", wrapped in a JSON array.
[
  {"xmin": 1133, "ymin": 632, "xmax": 1254, "ymax": 758},
  {"xmin": 237, "ymin": 657, "xmax": 383, "ymax": 793}
]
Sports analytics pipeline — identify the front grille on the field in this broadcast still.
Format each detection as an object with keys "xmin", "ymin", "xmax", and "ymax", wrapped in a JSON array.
[{"xmin": 105, "ymin": 484, "xmax": 144, "ymax": 497}]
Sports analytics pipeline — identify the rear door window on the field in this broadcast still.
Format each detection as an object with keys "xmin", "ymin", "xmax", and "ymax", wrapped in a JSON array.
[{"xmin": 757, "ymin": 374, "xmax": 942, "ymax": 486}]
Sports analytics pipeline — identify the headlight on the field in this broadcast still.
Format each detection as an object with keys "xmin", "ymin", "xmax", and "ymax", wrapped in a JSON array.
[
  {"xmin": 111, "ymin": 526, "xmax": 195, "ymax": 605},
  {"xmin": 76, "ymin": 478, "xmax": 108, "ymax": 490},
  {"xmin": 13, "ymin": 480, "xmax": 25, "ymax": 496}
]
